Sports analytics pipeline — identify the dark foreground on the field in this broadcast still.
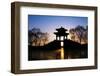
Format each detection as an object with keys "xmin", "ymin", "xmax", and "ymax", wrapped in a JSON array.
[{"xmin": 28, "ymin": 40, "xmax": 88, "ymax": 60}]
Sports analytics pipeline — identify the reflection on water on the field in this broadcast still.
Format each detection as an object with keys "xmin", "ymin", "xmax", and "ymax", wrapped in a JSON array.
[
  {"xmin": 61, "ymin": 48, "xmax": 64, "ymax": 59},
  {"xmin": 28, "ymin": 47, "xmax": 87, "ymax": 60}
]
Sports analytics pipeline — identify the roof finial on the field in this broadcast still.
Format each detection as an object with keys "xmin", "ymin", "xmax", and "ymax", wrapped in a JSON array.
[{"xmin": 61, "ymin": 26, "xmax": 63, "ymax": 28}]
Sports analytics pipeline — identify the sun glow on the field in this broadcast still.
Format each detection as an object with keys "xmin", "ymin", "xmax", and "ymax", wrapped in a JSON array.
[{"xmin": 67, "ymin": 35, "xmax": 71, "ymax": 40}]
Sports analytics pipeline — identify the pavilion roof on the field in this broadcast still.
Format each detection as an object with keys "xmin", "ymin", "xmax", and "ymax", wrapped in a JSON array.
[
  {"xmin": 56, "ymin": 26, "xmax": 68, "ymax": 31},
  {"xmin": 54, "ymin": 26, "xmax": 69, "ymax": 36}
]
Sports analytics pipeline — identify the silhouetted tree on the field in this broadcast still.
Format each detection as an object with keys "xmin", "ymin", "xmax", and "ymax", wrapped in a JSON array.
[
  {"xmin": 28, "ymin": 27, "xmax": 49, "ymax": 46},
  {"xmin": 41, "ymin": 32, "xmax": 49, "ymax": 45},
  {"xmin": 28, "ymin": 28, "xmax": 39, "ymax": 46},
  {"xmin": 69, "ymin": 29, "xmax": 76, "ymax": 41},
  {"xmin": 69, "ymin": 25, "xmax": 88, "ymax": 44},
  {"xmin": 75, "ymin": 25, "xmax": 86, "ymax": 43},
  {"xmin": 28, "ymin": 30, "xmax": 34, "ymax": 45},
  {"xmin": 82, "ymin": 26, "xmax": 88, "ymax": 43}
]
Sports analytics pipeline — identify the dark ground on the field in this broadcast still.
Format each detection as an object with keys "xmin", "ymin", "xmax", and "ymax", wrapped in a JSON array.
[{"xmin": 28, "ymin": 40, "xmax": 88, "ymax": 60}]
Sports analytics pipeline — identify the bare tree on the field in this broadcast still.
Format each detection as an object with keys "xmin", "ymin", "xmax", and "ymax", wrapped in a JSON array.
[
  {"xmin": 28, "ymin": 27, "xmax": 49, "ymax": 46},
  {"xmin": 41, "ymin": 32, "xmax": 49, "ymax": 45},
  {"xmin": 75, "ymin": 25, "xmax": 86, "ymax": 43},
  {"xmin": 28, "ymin": 30, "xmax": 34, "ymax": 45},
  {"xmin": 81, "ymin": 26, "xmax": 88, "ymax": 43},
  {"xmin": 69, "ymin": 29, "xmax": 76, "ymax": 41},
  {"xmin": 69, "ymin": 25, "xmax": 88, "ymax": 44}
]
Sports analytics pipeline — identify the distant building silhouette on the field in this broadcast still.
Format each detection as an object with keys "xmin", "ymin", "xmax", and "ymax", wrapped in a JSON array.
[
  {"xmin": 54, "ymin": 26, "xmax": 69, "ymax": 41},
  {"xmin": 54, "ymin": 27, "xmax": 69, "ymax": 46}
]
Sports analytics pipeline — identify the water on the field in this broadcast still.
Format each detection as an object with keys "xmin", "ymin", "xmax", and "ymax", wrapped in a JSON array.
[{"xmin": 28, "ymin": 47, "xmax": 87, "ymax": 60}]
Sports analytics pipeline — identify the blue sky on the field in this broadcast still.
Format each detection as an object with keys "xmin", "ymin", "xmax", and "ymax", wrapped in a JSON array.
[{"xmin": 28, "ymin": 15, "xmax": 88, "ymax": 42}]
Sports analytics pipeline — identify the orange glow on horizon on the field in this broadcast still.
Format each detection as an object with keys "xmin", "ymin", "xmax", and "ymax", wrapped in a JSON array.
[{"xmin": 67, "ymin": 35, "xmax": 71, "ymax": 40}]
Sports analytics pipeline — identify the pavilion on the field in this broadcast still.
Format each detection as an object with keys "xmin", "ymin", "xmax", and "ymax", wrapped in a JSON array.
[{"xmin": 54, "ymin": 26, "xmax": 69, "ymax": 41}]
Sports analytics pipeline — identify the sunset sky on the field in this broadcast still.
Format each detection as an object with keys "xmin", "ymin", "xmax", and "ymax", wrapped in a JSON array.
[{"xmin": 28, "ymin": 15, "xmax": 88, "ymax": 42}]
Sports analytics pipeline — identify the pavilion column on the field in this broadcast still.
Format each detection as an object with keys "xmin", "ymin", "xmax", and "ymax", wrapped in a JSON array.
[
  {"xmin": 64, "ymin": 36, "xmax": 65, "ymax": 40},
  {"xmin": 56, "ymin": 36, "xmax": 57, "ymax": 40},
  {"xmin": 59, "ymin": 36, "xmax": 61, "ymax": 41},
  {"xmin": 66, "ymin": 35, "xmax": 67, "ymax": 39}
]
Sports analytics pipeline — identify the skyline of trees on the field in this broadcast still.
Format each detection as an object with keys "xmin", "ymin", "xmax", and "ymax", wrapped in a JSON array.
[{"xmin": 29, "ymin": 25, "xmax": 88, "ymax": 46}]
